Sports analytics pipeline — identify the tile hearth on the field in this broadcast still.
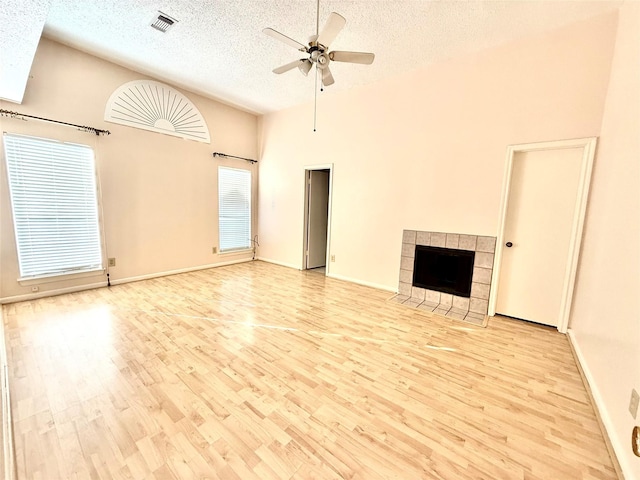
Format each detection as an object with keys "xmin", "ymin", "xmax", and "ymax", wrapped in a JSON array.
[
  {"xmin": 394, "ymin": 229, "xmax": 497, "ymax": 326},
  {"xmin": 389, "ymin": 294, "xmax": 487, "ymax": 326}
]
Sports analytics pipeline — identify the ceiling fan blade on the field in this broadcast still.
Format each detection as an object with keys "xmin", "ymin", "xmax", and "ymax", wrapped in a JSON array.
[
  {"xmin": 273, "ymin": 59, "xmax": 305, "ymax": 74},
  {"xmin": 322, "ymin": 66, "xmax": 335, "ymax": 87},
  {"xmin": 317, "ymin": 12, "xmax": 346, "ymax": 48},
  {"xmin": 298, "ymin": 59, "xmax": 313, "ymax": 76},
  {"xmin": 262, "ymin": 28, "xmax": 308, "ymax": 52},
  {"xmin": 329, "ymin": 51, "xmax": 375, "ymax": 65}
]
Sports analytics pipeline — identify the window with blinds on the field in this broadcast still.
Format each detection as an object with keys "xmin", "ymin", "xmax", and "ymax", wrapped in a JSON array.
[
  {"xmin": 3, "ymin": 133, "xmax": 103, "ymax": 279},
  {"xmin": 218, "ymin": 166, "xmax": 251, "ymax": 252}
]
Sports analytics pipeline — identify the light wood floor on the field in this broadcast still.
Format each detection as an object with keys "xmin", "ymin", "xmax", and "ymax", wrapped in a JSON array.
[{"xmin": 3, "ymin": 261, "xmax": 616, "ymax": 479}]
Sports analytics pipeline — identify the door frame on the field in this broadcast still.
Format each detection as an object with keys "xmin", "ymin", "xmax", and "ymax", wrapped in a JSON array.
[
  {"xmin": 488, "ymin": 137, "xmax": 597, "ymax": 333},
  {"xmin": 302, "ymin": 164, "xmax": 334, "ymax": 272}
]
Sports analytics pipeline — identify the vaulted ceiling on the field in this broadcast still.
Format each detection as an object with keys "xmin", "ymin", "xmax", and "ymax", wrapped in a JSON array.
[{"xmin": 1, "ymin": 0, "xmax": 623, "ymax": 114}]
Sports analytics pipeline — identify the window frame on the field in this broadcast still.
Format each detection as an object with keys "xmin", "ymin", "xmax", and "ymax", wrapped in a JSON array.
[
  {"xmin": 217, "ymin": 165, "xmax": 253, "ymax": 254},
  {"xmin": 3, "ymin": 132, "xmax": 105, "ymax": 281}
]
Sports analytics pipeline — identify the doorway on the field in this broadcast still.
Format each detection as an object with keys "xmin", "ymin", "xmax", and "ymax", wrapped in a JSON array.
[
  {"xmin": 489, "ymin": 138, "xmax": 596, "ymax": 332},
  {"xmin": 303, "ymin": 166, "xmax": 332, "ymax": 272}
]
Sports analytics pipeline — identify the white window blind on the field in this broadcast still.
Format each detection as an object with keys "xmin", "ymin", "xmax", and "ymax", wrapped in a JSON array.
[
  {"xmin": 3, "ymin": 133, "xmax": 103, "ymax": 279},
  {"xmin": 218, "ymin": 166, "xmax": 251, "ymax": 252}
]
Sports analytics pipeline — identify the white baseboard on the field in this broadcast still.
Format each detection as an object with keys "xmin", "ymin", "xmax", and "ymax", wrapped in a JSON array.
[
  {"xmin": 256, "ymin": 258, "xmax": 396, "ymax": 293},
  {"xmin": 0, "ymin": 281, "xmax": 108, "ymax": 304},
  {"xmin": 109, "ymin": 258, "xmax": 253, "ymax": 286},
  {"xmin": 567, "ymin": 329, "xmax": 628, "ymax": 480},
  {"xmin": 326, "ymin": 272, "xmax": 396, "ymax": 293},
  {"xmin": 256, "ymin": 257, "xmax": 302, "ymax": 271},
  {"xmin": 0, "ymin": 259, "xmax": 255, "ymax": 304}
]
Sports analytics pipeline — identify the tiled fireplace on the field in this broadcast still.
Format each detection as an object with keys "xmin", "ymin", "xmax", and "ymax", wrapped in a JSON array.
[{"xmin": 394, "ymin": 230, "xmax": 496, "ymax": 325}]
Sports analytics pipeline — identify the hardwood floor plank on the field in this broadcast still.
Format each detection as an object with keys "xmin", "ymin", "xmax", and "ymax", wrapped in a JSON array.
[{"xmin": 3, "ymin": 261, "xmax": 617, "ymax": 479}]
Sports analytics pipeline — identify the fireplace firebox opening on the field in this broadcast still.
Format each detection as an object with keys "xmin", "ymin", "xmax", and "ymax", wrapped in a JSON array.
[{"xmin": 412, "ymin": 245, "xmax": 475, "ymax": 298}]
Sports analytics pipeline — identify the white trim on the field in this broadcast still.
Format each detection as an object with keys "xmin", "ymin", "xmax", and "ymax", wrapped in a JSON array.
[
  {"xmin": 256, "ymin": 257, "xmax": 302, "ymax": 271},
  {"xmin": 326, "ymin": 272, "xmax": 396, "ymax": 293},
  {"xmin": 104, "ymin": 80, "xmax": 210, "ymax": 143},
  {"xmin": 218, "ymin": 248, "xmax": 253, "ymax": 256},
  {"xmin": 558, "ymin": 139, "xmax": 597, "ymax": 332},
  {"xmin": 18, "ymin": 268, "xmax": 105, "ymax": 286},
  {"xmin": 489, "ymin": 137, "xmax": 597, "ymax": 333},
  {"xmin": 109, "ymin": 258, "xmax": 253, "ymax": 285},
  {"xmin": 303, "ymin": 170, "xmax": 310, "ymax": 269},
  {"xmin": 255, "ymin": 260, "xmax": 396, "ymax": 294},
  {"xmin": 326, "ymin": 168, "xmax": 334, "ymax": 275},
  {"xmin": 567, "ymin": 330, "xmax": 629, "ymax": 478},
  {"xmin": 0, "ymin": 282, "xmax": 108, "ymax": 304},
  {"xmin": 93, "ymin": 136, "xmax": 112, "ymax": 285},
  {"xmin": 303, "ymin": 163, "xmax": 334, "ymax": 170},
  {"xmin": 0, "ymin": 259, "xmax": 254, "ymax": 304}
]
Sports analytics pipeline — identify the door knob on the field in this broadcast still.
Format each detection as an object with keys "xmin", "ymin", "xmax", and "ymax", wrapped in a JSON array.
[{"xmin": 505, "ymin": 242, "xmax": 513, "ymax": 248}]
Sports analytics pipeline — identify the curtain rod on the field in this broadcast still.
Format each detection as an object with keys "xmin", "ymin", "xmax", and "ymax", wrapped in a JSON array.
[
  {"xmin": 0, "ymin": 109, "xmax": 111, "ymax": 136},
  {"xmin": 212, "ymin": 152, "xmax": 257, "ymax": 164}
]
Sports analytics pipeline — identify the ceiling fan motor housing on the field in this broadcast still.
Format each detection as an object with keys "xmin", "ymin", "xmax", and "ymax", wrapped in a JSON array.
[{"xmin": 309, "ymin": 44, "xmax": 330, "ymax": 68}]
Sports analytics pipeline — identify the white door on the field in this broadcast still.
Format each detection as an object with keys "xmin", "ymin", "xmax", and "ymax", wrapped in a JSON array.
[
  {"xmin": 496, "ymin": 147, "xmax": 584, "ymax": 327},
  {"xmin": 306, "ymin": 170, "xmax": 329, "ymax": 269}
]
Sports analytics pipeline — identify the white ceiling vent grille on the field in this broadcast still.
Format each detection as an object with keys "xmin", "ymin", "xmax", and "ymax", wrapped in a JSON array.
[
  {"xmin": 104, "ymin": 80, "xmax": 210, "ymax": 143},
  {"xmin": 150, "ymin": 12, "xmax": 177, "ymax": 33}
]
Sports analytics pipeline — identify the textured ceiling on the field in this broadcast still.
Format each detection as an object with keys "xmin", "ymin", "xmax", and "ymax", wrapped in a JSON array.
[
  {"xmin": 2, "ymin": 0, "xmax": 624, "ymax": 113},
  {"xmin": 0, "ymin": 0, "xmax": 51, "ymax": 103}
]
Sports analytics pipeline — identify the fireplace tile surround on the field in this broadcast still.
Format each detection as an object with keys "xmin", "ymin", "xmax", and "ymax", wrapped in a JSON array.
[{"xmin": 394, "ymin": 230, "xmax": 497, "ymax": 326}]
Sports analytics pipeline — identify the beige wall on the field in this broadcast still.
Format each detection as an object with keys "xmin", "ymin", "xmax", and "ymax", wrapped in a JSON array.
[
  {"xmin": 258, "ymin": 12, "xmax": 618, "ymax": 290},
  {"xmin": 258, "ymin": 7, "xmax": 639, "ymax": 477},
  {"xmin": 0, "ymin": 38, "xmax": 258, "ymax": 300},
  {"xmin": 570, "ymin": 3, "xmax": 640, "ymax": 478}
]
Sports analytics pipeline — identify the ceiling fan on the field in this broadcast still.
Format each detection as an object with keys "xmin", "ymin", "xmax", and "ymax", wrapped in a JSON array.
[{"xmin": 263, "ymin": 0, "xmax": 375, "ymax": 127}]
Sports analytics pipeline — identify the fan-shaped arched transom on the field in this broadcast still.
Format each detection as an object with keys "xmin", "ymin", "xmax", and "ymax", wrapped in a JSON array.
[{"xmin": 104, "ymin": 80, "xmax": 210, "ymax": 143}]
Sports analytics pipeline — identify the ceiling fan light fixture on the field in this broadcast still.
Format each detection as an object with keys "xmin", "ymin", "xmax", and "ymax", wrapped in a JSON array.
[{"xmin": 298, "ymin": 60, "xmax": 312, "ymax": 76}]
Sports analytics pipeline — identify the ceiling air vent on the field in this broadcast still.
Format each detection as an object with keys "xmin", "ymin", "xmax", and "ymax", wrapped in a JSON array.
[{"xmin": 150, "ymin": 12, "xmax": 177, "ymax": 33}]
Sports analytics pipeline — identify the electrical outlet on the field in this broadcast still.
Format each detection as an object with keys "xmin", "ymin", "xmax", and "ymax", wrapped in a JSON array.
[
  {"xmin": 331, "ymin": 255, "xmax": 336, "ymax": 262},
  {"xmin": 31, "ymin": 286, "xmax": 39, "ymax": 293},
  {"xmin": 108, "ymin": 258, "xmax": 116, "ymax": 267},
  {"xmin": 630, "ymin": 389, "xmax": 639, "ymax": 419},
  {"xmin": 212, "ymin": 247, "xmax": 217, "ymax": 254}
]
